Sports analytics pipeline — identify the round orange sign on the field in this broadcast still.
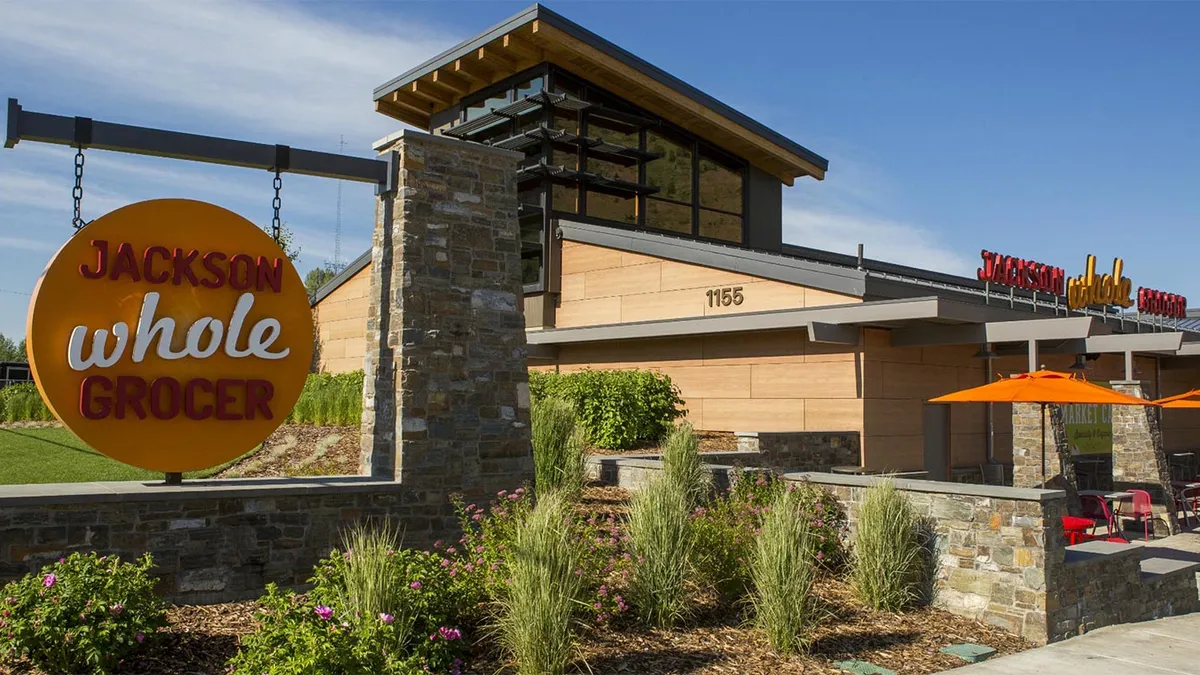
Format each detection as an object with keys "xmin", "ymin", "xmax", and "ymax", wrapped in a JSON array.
[{"xmin": 26, "ymin": 199, "xmax": 314, "ymax": 473}]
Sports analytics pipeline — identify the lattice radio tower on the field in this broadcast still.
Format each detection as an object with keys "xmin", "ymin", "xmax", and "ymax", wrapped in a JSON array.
[{"xmin": 332, "ymin": 135, "xmax": 346, "ymax": 272}]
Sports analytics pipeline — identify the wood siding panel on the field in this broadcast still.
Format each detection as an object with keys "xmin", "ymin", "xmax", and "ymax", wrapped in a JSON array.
[
  {"xmin": 658, "ymin": 365, "xmax": 752, "ymax": 400},
  {"xmin": 560, "ymin": 243, "xmax": 623, "ymax": 273},
  {"xmin": 703, "ymin": 280, "xmax": 808, "ymax": 316},
  {"xmin": 584, "ymin": 263, "xmax": 661, "ymax": 299},
  {"xmin": 702, "ymin": 398, "xmax": 805, "ymax": 432},
  {"xmin": 805, "ymin": 398, "xmax": 865, "ymax": 432},
  {"xmin": 660, "ymin": 261, "xmax": 757, "ymax": 291},
  {"xmin": 555, "ymin": 296, "xmax": 622, "ymax": 327},
  {"xmin": 751, "ymin": 362, "xmax": 859, "ymax": 399},
  {"xmin": 314, "ymin": 265, "xmax": 372, "ymax": 374},
  {"xmin": 560, "ymin": 272, "xmax": 585, "ymax": 301},
  {"xmin": 621, "ymin": 289, "xmax": 706, "ymax": 323},
  {"xmin": 702, "ymin": 330, "xmax": 809, "ymax": 366}
]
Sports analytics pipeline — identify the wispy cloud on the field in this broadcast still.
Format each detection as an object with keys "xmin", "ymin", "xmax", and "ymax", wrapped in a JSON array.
[
  {"xmin": 0, "ymin": 236, "xmax": 58, "ymax": 254},
  {"xmin": 781, "ymin": 154, "xmax": 973, "ymax": 277},
  {"xmin": 0, "ymin": 0, "xmax": 454, "ymax": 148},
  {"xmin": 0, "ymin": 167, "xmax": 134, "ymax": 215}
]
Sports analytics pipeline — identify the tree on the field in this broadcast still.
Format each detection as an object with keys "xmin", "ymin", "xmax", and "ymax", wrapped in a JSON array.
[
  {"xmin": 0, "ymin": 333, "xmax": 25, "ymax": 362},
  {"xmin": 266, "ymin": 221, "xmax": 302, "ymax": 263},
  {"xmin": 305, "ymin": 266, "xmax": 339, "ymax": 299}
]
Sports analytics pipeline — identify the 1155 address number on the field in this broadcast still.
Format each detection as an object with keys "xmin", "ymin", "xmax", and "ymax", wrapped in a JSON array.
[{"xmin": 706, "ymin": 286, "xmax": 744, "ymax": 307}]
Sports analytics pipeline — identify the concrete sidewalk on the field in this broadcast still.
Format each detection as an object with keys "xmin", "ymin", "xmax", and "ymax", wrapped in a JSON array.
[{"xmin": 944, "ymin": 612, "xmax": 1200, "ymax": 674}]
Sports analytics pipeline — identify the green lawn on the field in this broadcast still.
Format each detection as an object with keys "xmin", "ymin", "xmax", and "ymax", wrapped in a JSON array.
[{"xmin": 0, "ymin": 427, "xmax": 252, "ymax": 485}]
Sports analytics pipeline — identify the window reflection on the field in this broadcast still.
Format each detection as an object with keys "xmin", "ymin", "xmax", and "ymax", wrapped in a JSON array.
[
  {"xmin": 464, "ymin": 91, "xmax": 510, "ymax": 122},
  {"xmin": 646, "ymin": 198, "xmax": 692, "ymax": 235},
  {"xmin": 699, "ymin": 152, "xmax": 743, "ymax": 214},
  {"xmin": 587, "ymin": 191, "xmax": 637, "ymax": 224},
  {"xmin": 699, "ymin": 209, "xmax": 742, "ymax": 243},
  {"xmin": 515, "ymin": 76, "xmax": 544, "ymax": 101},
  {"xmin": 646, "ymin": 131, "xmax": 692, "ymax": 203}
]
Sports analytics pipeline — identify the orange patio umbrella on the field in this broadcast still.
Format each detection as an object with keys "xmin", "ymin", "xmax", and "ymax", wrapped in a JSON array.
[
  {"xmin": 1153, "ymin": 390, "xmax": 1200, "ymax": 408},
  {"xmin": 930, "ymin": 370, "xmax": 1157, "ymax": 481}
]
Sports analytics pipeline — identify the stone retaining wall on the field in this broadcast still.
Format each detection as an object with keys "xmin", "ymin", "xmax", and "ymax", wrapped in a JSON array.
[
  {"xmin": 735, "ymin": 432, "xmax": 860, "ymax": 472},
  {"xmin": 0, "ymin": 478, "xmax": 448, "ymax": 604},
  {"xmin": 792, "ymin": 472, "xmax": 1064, "ymax": 643}
]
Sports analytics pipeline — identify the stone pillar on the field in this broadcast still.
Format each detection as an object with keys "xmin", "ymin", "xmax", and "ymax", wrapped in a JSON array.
[
  {"xmin": 1012, "ymin": 403, "xmax": 1072, "ymax": 492},
  {"xmin": 1110, "ymin": 381, "xmax": 1176, "ymax": 534},
  {"xmin": 360, "ymin": 130, "xmax": 534, "ymax": 505}
]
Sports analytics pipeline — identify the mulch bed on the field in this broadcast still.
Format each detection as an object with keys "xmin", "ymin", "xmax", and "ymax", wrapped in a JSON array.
[
  {"xmin": 7, "ymin": 579, "xmax": 1025, "ymax": 674},
  {"xmin": 588, "ymin": 430, "xmax": 739, "ymax": 456},
  {"xmin": 216, "ymin": 424, "xmax": 359, "ymax": 478}
]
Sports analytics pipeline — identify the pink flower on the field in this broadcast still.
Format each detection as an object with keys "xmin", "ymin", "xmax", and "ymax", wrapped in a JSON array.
[
  {"xmin": 476, "ymin": 557, "xmax": 484, "ymax": 565},
  {"xmin": 448, "ymin": 569, "xmax": 457, "ymax": 577},
  {"xmin": 315, "ymin": 605, "xmax": 334, "ymax": 621},
  {"xmin": 465, "ymin": 564, "xmax": 475, "ymax": 572},
  {"xmin": 4, "ymin": 597, "xmax": 14, "ymax": 605},
  {"xmin": 447, "ymin": 547, "xmax": 457, "ymax": 555},
  {"xmin": 438, "ymin": 626, "xmax": 462, "ymax": 641},
  {"xmin": 109, "ymin": 603, "xmax": 124, "ymax": 616},
  {"xmin": 490, "ymin": 563, "xmax": 499, "ymax": 571},
  {"xmin": 598, "ymin": 585, "xmax": 608, "ymax": 597},
  {"xmin": 42, "ymin": 574, "xmax": 56, "ymax": 588},
  {"xmin": 410, "ymin": 581, "xmax": 422, "ymax": 590},
  {"xmin": 594, "ymin": 602, "xmax": 602, "ymax": 610},
  {"xmin": 386, "ymin": 550, "xmax": 395, "ymax": 557},
  {"xmin": 816, "ymin": 551, "xmax": 825, "ymax": 560},
  {"xmin": 515, "ymin": 487, "xmax": 525, "ymax": 495},
  {"xmin": 472, "ymin": 513, "xmax": 482, "ymax": 521},
  {"xmin": 441, "ymin": 559, "xmax": 451, "ymax": 568},
  {"xmin": 575, "ymin": 569, "xmax": 583, "ymax": 576},
  {"xmin": 135, "ymin": 632, "xmax": 145, "ymax": 643},
  {"xmin": 58, "ymin": 557, "xmax": 66, "ymax": 564},
  {"xmin": 380, "ymin": 613, "xmax": 394, "ymax": 624},
  {"xmin": 467, "ymin": 504, "xmax": 477, "ymax": 512},
  {"xmin": 497, "ymin": 490, "xmax": 507, "ymax": 498},
  {"xmin": 434, "ymin": 540, "xmax": 444, "ymax": 549},
  {"xmin": 507, "ymin": 493, "xmax": 519, "ymax": 500}
]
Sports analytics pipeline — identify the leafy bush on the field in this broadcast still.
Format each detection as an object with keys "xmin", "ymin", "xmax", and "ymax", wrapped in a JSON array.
[
  {"xmin": 531, "ymin": 398, "xmax": 587, "ymax": 498},
  {"xmin": 851, "ymin": 479, "xmax": 926, "ymax": 612},
  {"xmin": 750, "ymin": 485, "xmax": 822, "ymax": 655},
  {"xmin": 626, "ymin": 475, "xmax": 693, "ymax": 628},
  {"xmin": 288, "ymin": 371, "xmax": 364, "ymax": 426},
  {"xmin": 529, "ymin": 369, "xmax": 686, "ymax": 450},
  {"xmin": 692, "ymin": 470, "xmax": 845, "ymax": 603},
  {"xmin": 494, "ymin": 492, "xmax": 586, "ymax": 675},
  {"xmin": 229, "ymin": 537, "xmax": 470, "ymax": 675},
  {"xmin": 0, "ymin": 552, "xmax": 167, "ymax": 674},
  {"xmin": 0, "ymin": 383, "xmax": 53, "ymax": 423},
  {"xmin": 660, "ymin": 423, "xmax": 711, "ymax": 507}
]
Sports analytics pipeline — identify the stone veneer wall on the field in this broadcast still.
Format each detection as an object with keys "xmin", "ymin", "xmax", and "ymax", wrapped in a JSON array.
[
  {"xmin": 360, "ymin": 130, "xmax": 535, "ymax": 505},
  {"xmin": 0, "ymin": 478, "xmax": 442, "ymax": 604},
  {"xmin": 735, "ymin": 432, "xmax": 860, "ymax": 472},
  {"xmin": 1046, "ymin": 540, "xmax": 1200, "ymax": 641},
  {"xmin": 794, "ymin": 472, "xmax": 1064, "ymax": 643},
  {"xmin": 1011, "ymin": 403, "xmax": 1071, "ymax": 490}
]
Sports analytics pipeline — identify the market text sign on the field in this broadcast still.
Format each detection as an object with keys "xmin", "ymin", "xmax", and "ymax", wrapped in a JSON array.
[
  {"xmin": 976, "ymin": 250, "xmax": 1065, "ymax": 295},
  {"xmin": 1066, "ymin": 255, "xmax": 1133, "ymax": 311},
  {"xmin": 27, "ymin": 199, "xmax": 313, "ymax": 472}
]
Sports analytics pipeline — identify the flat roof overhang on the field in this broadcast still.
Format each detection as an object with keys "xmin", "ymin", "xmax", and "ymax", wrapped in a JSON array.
[
  {"xmin": 527, "ymin": 296, "xmax": 1047, "ymax": 347},
  {"xmin": 372, "ymin": 4, "xmax": 827, "ymax": 185}
]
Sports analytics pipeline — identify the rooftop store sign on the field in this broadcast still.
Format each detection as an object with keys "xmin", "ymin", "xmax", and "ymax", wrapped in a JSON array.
[
  {"xmin": 1066, "ymin": 255, "xmax": 1134, "ymax": 311},
  {"xmin": 976, "ymin": 250, "xmax": 1065, "ymax": 295},
  {"xmin": 26, "ymin": 199, "xmax": 313, "ymax": 473}
]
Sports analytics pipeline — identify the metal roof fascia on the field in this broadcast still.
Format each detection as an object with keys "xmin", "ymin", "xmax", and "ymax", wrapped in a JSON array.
[
  {"xmin": 310, "ymin": 249, "xmax": 372, "ymax": 307},
  {"xmin": 558, "ymin": 220, "xmax": 866, "ymax": 297},
  {"xmin": 1083, "ymin": 332, "xmax": 1184, "ymax": 354},
  {"xmin": 372, "ymin": 5, "xmax": 829, "ymax": 171},
  {"xmin": 525, "ymin": 297, "xmax": 943, "ymax": 346}
]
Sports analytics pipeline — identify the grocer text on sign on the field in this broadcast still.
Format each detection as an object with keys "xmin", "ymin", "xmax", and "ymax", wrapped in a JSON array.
[
  {"xmin": 26, "ymin": 199, "xmax": 313, "ymax": 473},
  {"xmin": 1137, "ymin": 287, "xmax": 1187, "ymax": 319},
  {"xmin": 976, "ymin": 250, "xmax": 1066, "ymax": 295}
]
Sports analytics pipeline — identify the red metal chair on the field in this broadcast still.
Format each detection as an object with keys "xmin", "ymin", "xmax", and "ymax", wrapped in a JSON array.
[
  {"xmin": 1124, "ymin": 489, "xmax": 1158, "ymax": 541},
  {"xmin": 1080, "ymin": 495, "xmax": 1119, "ymax": 538},
  {"xmin": 1061, "ymin": 516, "xmax": 1095, "ymax": 545}
]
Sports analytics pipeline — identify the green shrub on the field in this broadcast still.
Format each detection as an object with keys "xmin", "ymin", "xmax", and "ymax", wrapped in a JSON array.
[
  {"xmin": 692, "ymin": 470, "xmax": 846, "ymax": 603},
  {"xmin": 494, "ymin": 492, "xmax": 586, "ymax": 675},
  {"xmin": 660, "ymin": 423, "xmax": 710, "ymax": 507},
  {"xmin": 531, "ymin": 398, "xmax": 587, "ymax": 498},
  {"xmin": 0, "ymin": 552, "xmax": 167, "ymax": 674},
  {"xmin": 0, "ymin": 383, "xmax": 53, "ymax": 423},
  {"xmin": 529, "ymin": 369, "xmax": 686, "ymax": 450},
  {"xmin": 229, "ymin": 535, "xmax": 469, "ymax": 675},
  {"xmin": 627, "ymin": 475, "xmax": 693, "ymax": 628},
  {"xmin": 851, "ymin": 479, "xmax": 926, "ymax": 612},
  {"xmin": 750, "ymin": 486, "xmax": 821, "ymax": 655},
  {"xmin": 287, "ymin": 371, "xmax": 364, "ymax": 426}
]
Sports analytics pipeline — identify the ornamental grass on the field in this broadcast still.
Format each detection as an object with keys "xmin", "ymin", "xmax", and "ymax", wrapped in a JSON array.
[
  {"xmin": 339, "ymin": 522, "xmax": 419, "ymax": 645},
  {"xmin": 851, "ymin": 478, "xmax": 927, "ymax": 612},
  {"xmin": 494, "ymin": 491, "xmax": 585, "ymax": 675},
  {"xmin": 531, "ymin": 397, "xmax": 587, "ymax": 498},
  {"xmin": 749, "ymin": 485, "xmax": 821, "ymax": 655},
  {"xmin": 660, "ymin": 422, "xmax": 711, "ymax": 507},
  {"xmin": 627, "ymin": 474, "xmax": 694, "ymax": 629}
]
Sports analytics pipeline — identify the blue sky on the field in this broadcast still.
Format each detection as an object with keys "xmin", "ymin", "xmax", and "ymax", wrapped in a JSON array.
[{"xmin": 1, "ymin": 1, "xmax": 1197, "ymax": 341}]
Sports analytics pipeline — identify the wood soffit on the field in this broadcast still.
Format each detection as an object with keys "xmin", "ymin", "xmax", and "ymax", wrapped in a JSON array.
[{"xmin": 374, "ymin": 16, "xmax": 826, "ymax": 185}]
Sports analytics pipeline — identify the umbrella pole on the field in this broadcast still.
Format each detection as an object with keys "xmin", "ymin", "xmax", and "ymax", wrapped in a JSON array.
[{"xmin": 1040, "ymin": 403, "xmax": 1046, "ymax": 485}]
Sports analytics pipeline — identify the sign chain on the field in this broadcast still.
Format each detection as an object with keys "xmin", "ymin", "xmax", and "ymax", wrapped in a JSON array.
[
  {"xmin": 271, "ymin": 169, "xmax": 283, "ymax": 244},
  {"xmin": 72, "ymin": 148, "xmax": 87, "ymax": 230}
]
